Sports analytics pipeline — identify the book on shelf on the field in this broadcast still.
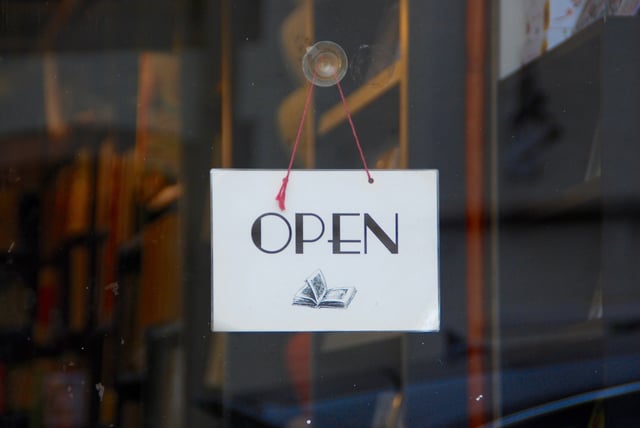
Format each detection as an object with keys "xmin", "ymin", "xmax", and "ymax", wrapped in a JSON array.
[
  {"xmin": 68, "ymin": 245, "xmax": 90, "ymax": 332},
  {"xmin": 54, "ymin": 166, "xmax": 72, "ymax": 243},
  {"xmin": 66, "ymin": 148, "xmax": 93, "ymax": 237},
  {"xmin": 116, "ymin": 149, "xmax": 139, "ymax": 245},
  {"xmin": 96, "ymin": 242, "xmax": 118, "ymax": 328},
  {"xmin": 95, "ymin": 138, "xmax": 118, "ymax": 233},
  {"xmin": 138, "ymin": 211, "xmax": 182, "ymax": 329},
  {"xmin": 292, "ymin": 270, "xmax": 357, "ymax": 309},
  {"xmin": 40, "ymin": 165, "xmax": 71, "ymax": 258},
  {"xmin": 33, "ymin": 266, "xmax": 62, "ymax": 346},
  {"xmin": 0, "ymin": 187, "xmax": 19, "ymax": 251},
  {"xmin": 95, "ymin": 138, "xmax": 122, "ymax": 326},
  {"xmin": 0, "ymin": 272, "xmax": 32, "ymax": 331},
  {"xmin": 42, "ymin": 141, "xmax": 120, "ymax": 257}
]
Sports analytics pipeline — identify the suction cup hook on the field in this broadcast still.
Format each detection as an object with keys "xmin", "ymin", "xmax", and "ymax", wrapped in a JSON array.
[{"xmin": 302, "ymin": 41, "xmax": 348, "ymax": 87}]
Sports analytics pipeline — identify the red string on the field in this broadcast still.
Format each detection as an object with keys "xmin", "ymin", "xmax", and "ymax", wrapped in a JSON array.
[
  {"xmin": 275, "ymin": 73, "xmax": 316, "ymax": 211},
  {"xmin": 276, "ymin": 71, "xmax": 375, "ymax": 211},
  {"xmin": 336, "ymin": 79, "xmax": 374, "ymax": 184}
]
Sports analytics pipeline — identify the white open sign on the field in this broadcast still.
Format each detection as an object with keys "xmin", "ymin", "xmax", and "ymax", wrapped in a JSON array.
[{"xmin": 210, "ymin": 169, "xmax": 439, "ymax": 332}]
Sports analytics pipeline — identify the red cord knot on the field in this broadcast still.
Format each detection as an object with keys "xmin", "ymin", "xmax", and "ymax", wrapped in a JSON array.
[{"xmin": 276, "ymin": 176, "xmax": 289, "ymax": 211}]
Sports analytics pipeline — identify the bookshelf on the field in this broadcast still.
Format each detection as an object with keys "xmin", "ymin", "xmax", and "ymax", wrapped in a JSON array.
[{"xmin": 0, "ymin": 47, "xmax": 185, "ymax": 426}]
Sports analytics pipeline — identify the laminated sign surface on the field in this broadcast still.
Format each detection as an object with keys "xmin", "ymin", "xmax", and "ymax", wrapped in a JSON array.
[{"xmin": 210, "ymin": 169, "xmax": 439, "ymax": 332}]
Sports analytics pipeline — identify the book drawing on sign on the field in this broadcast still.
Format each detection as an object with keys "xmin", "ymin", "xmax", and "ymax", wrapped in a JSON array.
[{"xmin": 292, "ymin": 270, "xmax": 357, "ymax": 309}]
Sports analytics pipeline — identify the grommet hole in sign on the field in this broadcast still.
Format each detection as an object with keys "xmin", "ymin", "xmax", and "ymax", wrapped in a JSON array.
[{"xmin": 275, "ymin": 41, "xmax": 374, "ymax": 212}]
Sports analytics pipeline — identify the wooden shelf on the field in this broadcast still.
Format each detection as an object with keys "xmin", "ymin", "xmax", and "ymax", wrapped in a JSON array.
[{"xmin": 317, "ymin": 59, "xmax": 402, "ymax": 135}]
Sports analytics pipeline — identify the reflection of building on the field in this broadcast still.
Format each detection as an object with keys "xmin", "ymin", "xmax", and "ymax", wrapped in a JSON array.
[{"xmin": 500, "ymin": 0, "xmax": 640, "ymax": 78}]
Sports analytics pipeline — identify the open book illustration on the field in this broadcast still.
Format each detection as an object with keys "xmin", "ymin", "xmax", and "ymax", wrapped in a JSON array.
[{"xmin": 292, "ymin": 270, "xmax": 357, "ymax": 309}]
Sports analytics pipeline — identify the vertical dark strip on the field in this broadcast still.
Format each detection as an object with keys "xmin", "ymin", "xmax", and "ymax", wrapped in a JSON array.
[
  {"xmin": 182, "ymin": 1, "xmax": 222, "ymax": 426},
  {"xmin": 465, "ymin": 0, "xmax": 488, "ymax": 426},
  {"xmin": 220, "ymin": 0, "xmax": 233, "ymax": 168},
  {"xmin": 406, "ymin": 1, "xmax": 468, "ymax": 425}
]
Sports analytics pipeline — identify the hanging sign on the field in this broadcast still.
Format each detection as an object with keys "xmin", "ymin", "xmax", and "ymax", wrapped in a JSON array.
[{"xmin": 210, "ymin": 169, "xmax": 439, "ymax": 332}]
